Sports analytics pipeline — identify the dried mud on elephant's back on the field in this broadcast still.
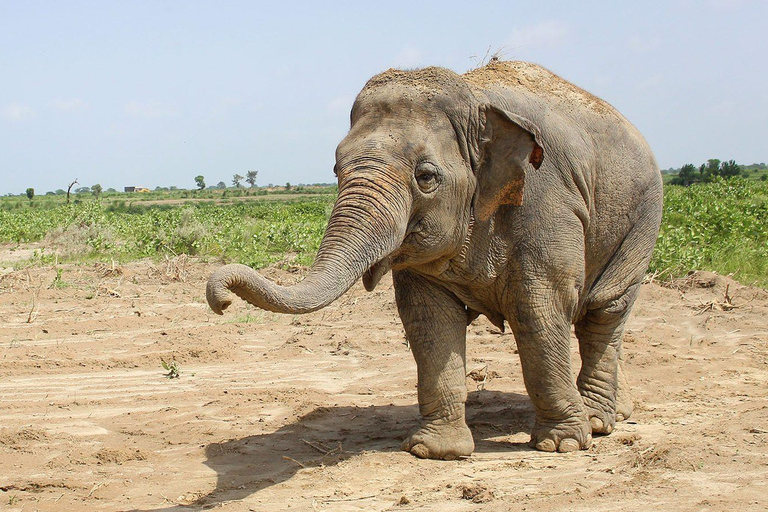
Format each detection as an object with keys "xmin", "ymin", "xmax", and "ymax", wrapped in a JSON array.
[
  {"xmin": 0, "ymin": 259, "xmax": 767, "ymax": 511},
  {"xmin": 360, "ymin": 66, "xmax": 473, "ymax": 102},
  {"xmin": 463, "ymin": 60, "xmax": 615, "ymax": 116}
]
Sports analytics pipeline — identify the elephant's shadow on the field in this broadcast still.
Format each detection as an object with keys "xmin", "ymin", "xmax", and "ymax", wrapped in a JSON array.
[{"xmin": 132, "ymin": 389, "xmax": 533, "ymax": 511}]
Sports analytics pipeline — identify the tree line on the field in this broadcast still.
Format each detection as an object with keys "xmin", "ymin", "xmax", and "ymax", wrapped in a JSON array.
[
  {"xmin": 195, "ymin": 171, "xmax": 258, "ymax": 190},
  {"xmin": 668, "ymin": 159, "xmax": 767, "ymax": 186}
]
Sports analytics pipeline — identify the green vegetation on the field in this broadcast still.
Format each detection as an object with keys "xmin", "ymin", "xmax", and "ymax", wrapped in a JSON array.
[
  {"xmin": 1, "ymin": 176, "xmax": 766, "ymax": 288},
  {"xmin": 161, "ymin": 358, "xmax": 181, "ymax": 379},
  {"xmin": 50, "ymin": 267, "xmax": 69, "ymax": 289},
  {"xmin": 0, "ymin": 191, "xmax": 335, "ymax": 268},
  {"xmin": 650, "ymin": 178, "xmax": 768, "ymax": 286}
]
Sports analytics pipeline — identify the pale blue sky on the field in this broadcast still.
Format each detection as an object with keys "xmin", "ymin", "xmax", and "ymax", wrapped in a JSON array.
[{"xmin": 1, "ymin": 1, "xmax": 766, "ymax": 195}]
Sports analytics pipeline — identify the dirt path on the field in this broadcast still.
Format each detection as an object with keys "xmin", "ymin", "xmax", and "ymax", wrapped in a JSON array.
[{"xmin": 1, "ymin": 257, "xmax": 767, "ymax": 511}]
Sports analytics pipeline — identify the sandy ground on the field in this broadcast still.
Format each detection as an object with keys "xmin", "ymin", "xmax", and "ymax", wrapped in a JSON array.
[{"xmin": 1, "ymin": 254, "xmax": 767, "ymax": 511}]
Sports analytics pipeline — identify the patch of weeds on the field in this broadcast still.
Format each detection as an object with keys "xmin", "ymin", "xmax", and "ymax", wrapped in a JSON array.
[
  {"xmin": 230, "ymin": 312, "xmax": 265, "ymax": 324},
  {"xmin": 161, "ymin": 358, "xmax": 181, "ymax": 379},
  {"xmin": 8, "ymin": 494, "xmax": 18, "ymax": 506},
  {"xmin": 170, "ymin": 208, "xmax": 207, "ymax": 255},
  {"xmin": 43, "ymin": 220, "xmax": 115, "ymax": 258},
  {"xmin": 50, "ymin": 267, "xmax": 69, "ymax": 289}
]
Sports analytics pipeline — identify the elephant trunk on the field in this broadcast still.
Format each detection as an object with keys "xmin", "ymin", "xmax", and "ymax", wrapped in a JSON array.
[{"xmin": 206, "ymin": 177, "xmax": 409, "ymax": 315}]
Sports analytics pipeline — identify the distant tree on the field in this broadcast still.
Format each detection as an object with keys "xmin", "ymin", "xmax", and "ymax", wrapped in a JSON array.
[
  {"xmin": 45, "ymin": 191, "xmax": 55, "ymax": 196},
  {"xmin": 232, "ymin": 173, "xmax": 244, "ymax": 188},
  {"xmin": 671, "ymin": 163, "xmax": 698, "ymax": 186},
  {"xmin": 285, "ymin": 182, "xmax": 291, "ymax": 191},
  {"xmin": 26, "ymin": 188, "xmax": 35, "ymax": 201},
  {"xmin": 75, "ymin": 186, "xmax": 90, "ymax": 194},
  {"xmin": 671, "ymin": 158, "xmax": 749, "ymax": 186},
  {"xmin": 195, "ymin": 175, "xmax": 205, "ymax": 190},
  {"xmin": 55, "ymin": 189, "xmax": 65, "ymax": 195},
  {"xmin": 66, "ymin": 178, "xmax": 78, "ymax": 204},
  {"xmin": 246, "ymin": 170, "xmax": 258, "ymax": 187},
  {"xmin": 719, "ymin": 159, "xmax": 741, "ymax": 179},
  {"xmin": 106, "ymin": 187, "xmax": 116, "ymax": 193},
  {"xmin": 91, "ymin": 183, "xmax": 102, "ymax": 199},
  {"xmin": 216, "ymin": 181, "xmax": 227, "ymax": 189},
  {"xmin": 698, "ymin": 158, "xmax": 721, "ymax": 181},
  {"xmin": 761, "ymin": 175, "xmax": 768, "ymax": 181}
]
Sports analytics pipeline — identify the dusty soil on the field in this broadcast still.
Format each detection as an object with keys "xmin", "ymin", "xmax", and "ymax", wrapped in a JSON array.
[{"xmin": 1, "ymin": 254, "xmax": 767, "ymax": 511}]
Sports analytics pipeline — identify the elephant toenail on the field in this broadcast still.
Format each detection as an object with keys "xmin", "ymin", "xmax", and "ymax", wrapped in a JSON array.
[
  {"xmin": 558, "ymin": 439, "xmax": 580, "ymax": 453},
  {"xmin": 410, "ymin": 444, "xmax": 430, "ymax": 459},
  {"xmin": 535, "ymin": 439, "xmax": 557, "ymax": 452},
  {"xmin": 590, "ymin": 416, "xmax": 604, "ymax": 432}
]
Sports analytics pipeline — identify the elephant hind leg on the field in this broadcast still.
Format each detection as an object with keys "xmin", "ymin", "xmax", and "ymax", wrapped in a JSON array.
[
  {"xmin": 575, "ymin": 283, "xmax": 639, "ymax": 435},
  {"xmin": 577, "ymin": 191, "xmax": 660, "ymax": 434}
]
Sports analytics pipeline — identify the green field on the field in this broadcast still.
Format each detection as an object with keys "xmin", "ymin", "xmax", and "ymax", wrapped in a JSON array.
[
  {"xmin": 2, "ymin": 179, "xmax": 767, "ymax": 287},
  {"xmin": 0, "ymin": 191, "xmax": 335, "ymax": 269},
  {"xmin": 650, "ymin": 178, "xmax": 768, "ymax": 286}
]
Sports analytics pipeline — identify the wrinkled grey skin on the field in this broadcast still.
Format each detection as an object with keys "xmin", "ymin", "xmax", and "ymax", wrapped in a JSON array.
[{"xmin": 207, "ymin": 61, "xmax": 663, "ymax": 460}]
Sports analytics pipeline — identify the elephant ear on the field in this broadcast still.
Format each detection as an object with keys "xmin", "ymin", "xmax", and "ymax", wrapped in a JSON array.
[{"xmin": 474, "ymin": 105, "xmax": 544, "ymax": 222}]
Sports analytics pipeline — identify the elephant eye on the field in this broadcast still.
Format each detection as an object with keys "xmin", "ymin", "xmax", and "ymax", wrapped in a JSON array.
[{"xmin": 415, "ymin": 162, "xmax": 441, "ymax": 193}]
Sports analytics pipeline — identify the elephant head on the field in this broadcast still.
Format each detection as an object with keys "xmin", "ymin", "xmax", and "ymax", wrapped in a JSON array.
[{"xmin": 206, "ymin": 67, "xmax": 544, "ymax": 315}]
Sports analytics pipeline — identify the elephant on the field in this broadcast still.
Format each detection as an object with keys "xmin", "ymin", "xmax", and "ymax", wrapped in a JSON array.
[{"xmin": 206, "ymin": 60, "xmax": 663, "ymax": 460}]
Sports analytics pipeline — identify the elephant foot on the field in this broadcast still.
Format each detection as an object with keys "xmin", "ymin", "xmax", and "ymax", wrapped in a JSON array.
[
  {"xmin": 401, "ymin": 418, "xmax": 474, "ymax": 460},
  {"xmin": 588, "ymin": 414, "xmax": 614, "ymax": 434},
  {"xmin": 529, "ymin": 416, "xmax": 592, "ymax": 453},
  {"xmin": 580, "ymin": 373, "xmax": 633, "ymax": 432},
  {"xmin": 586, "ymin": 398, "xmax": 634, "ymax": 432},
  {"xmin": 582, "ymin": 396, "xmax": 616, "ymax": 435},
  {"xmin": 615, "ymin": 404, "xmax": 633, "ymax": 423}
]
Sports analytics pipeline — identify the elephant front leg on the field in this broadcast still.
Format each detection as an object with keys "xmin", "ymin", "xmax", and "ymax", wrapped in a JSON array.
[
  {"xmin": 394, "ymin": 270, "xmax": 474, "ymax": 460},
  {"xmin": 511, "ymin": 287, "xmax": 592, "ymax": 453}
]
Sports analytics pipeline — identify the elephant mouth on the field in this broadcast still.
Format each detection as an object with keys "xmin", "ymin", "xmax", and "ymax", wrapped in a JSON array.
[
  {"xmin": 362, "ymin": 216, "xmax": 430, "ymax": 291},
  {"xmin": 362, "ymin": 257, "xmax": 392, "ymax": 291},
  {"xmin": 361, "ymin": 217, "xmax": 423, "ymax": 292}
]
